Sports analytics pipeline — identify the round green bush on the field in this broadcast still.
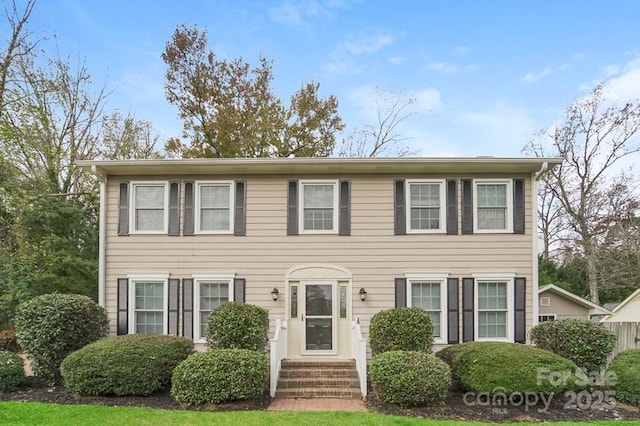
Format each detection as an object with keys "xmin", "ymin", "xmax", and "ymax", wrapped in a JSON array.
[
  {"xmin": 171, "ymin": 349, "xmax": 269, "ymax": 405},
  {"xmin": 14, "ymin": 293, "xmax": 108, "ymax": 383},
  {"xmin": 370, "ymin": 350, "xmax": 451, "ymax": 406},
  {"xmin": 530, "ymin": 319, "xmax": 616, "ymax": 373},
  {"xmin": 606, "ymin": 349, "xmax": 640, "ymax": 405},
  {"xmin": 369, "ymin": 308, "xmax": 434, "ymax": 355},
  {"xmin": 0, "ymin": 350, "xmax": 25, "ymax": 391},
  {"xmin": 60, "ymin": 334, "xmax": 193, "ymax": 396},
  {"xmin": 206, "ymin": 302, "xmax": 269, "ymax": 352},
  {"xmin": 450, "ymin": 342, "xmax": 586, "ymax": 395}
]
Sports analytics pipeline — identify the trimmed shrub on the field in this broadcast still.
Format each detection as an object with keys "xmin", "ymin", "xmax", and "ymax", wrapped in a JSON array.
[
  {"xmin": 60, "ymin": 334, "xmax": 193, "ymax": 396},
  {"xmin": 206, "ymin": 302, "xmax": 269, "ymax": 353},
  {"xmin": 606, "ymin": 349, "xmax": 640, "ymax": 405},
  {"xmin": 14, "ymin": 293, "xmax": 108, "ymax": 383},
  {"xmin": 449, "ymin": 342, "xmax": 586, "ymax": 395},
  {"xmin": 369, "ymin": 308, "xmax": 434, "ymax": 355},
  {"xmin": 530, "ymin": 319, "xmax": 616, "ymax": 372},
  {"xmin": 171, "ymin": 349, "xmax": 269, "ymax": 404},
  {"xmin": 435, "ymin": 343, "xmax": 471, "ymax": 390},
  {"xmin": 0, "ymin": 350, "xmax": 24, "ymax": 391},
  {"xmin": 370, "ymin": 350, "xmax": 451, "ymax": 406},
  {"xmin": 0, "ymin": 329, "xmax": 20, "ymax": 352}
]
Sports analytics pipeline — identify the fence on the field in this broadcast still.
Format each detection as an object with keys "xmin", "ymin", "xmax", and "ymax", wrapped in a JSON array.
[{"xmin": 601, "ymin": 322, "xmax": 640, "ymax": 364}]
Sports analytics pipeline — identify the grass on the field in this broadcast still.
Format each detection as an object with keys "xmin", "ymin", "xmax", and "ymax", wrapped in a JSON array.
[{"xmin": 1, "ymin": 402, "xmax": 640, "ymax": 426}]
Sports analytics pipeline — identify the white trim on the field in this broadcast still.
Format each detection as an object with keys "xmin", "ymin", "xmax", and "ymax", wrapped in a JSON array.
[
  {"xmin": 127, "ymin": 274, "xmax": 169, "ymax": 335},
  {"xmin": 97, "ymin": 176, "xmax": 106, "ymax": 307},
  {"xmin": 405, "ymin": 179, "xmax": 446, "ymax": 234},
  {"xmin": 532, "ymin": 170, "xmax": 539, "ymax": 327},
  {"xmin": 301, "ymin": 281, "xmax": 338, "ymax": 355},
  {"xmin": 193, "ymin": 273, "xmax": 235, "ymax": 344},
  {"xmin": 194, "ymin": 181, "xmax": 235, "ymax": 234},
  {"xmin": 473, "ymin": 274, "xmax": 515, "ymax": 342},
  {"xmin": 299, "ymin": 180, "xmax": 339, "ymax": 234},
  {"xmin": 405, "ymin": 272, "xmax": 449, "ymax": 344},
  {"xmin": 538, "ymin": 284, "xmax": 612, "ymax": 313},
  {"xmin": 601, "ymin": 287, "xmax": 640, "ymax": 321},
  {"xmin": 129, "ymin": 181, "xmax": 169, "ymax": 234},
  {"xmin": 473, "ymin": 179, "xmax": 513, "ymax": 233}
]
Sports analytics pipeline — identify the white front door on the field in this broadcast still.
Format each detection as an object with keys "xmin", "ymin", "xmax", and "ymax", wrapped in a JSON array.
[{"xmin": 302, "ymin": 282, "xmax": 337, "ymax": 354}]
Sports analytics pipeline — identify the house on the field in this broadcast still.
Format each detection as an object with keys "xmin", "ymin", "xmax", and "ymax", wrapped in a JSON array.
[
  {"xmin": 600, "ymin": 288, "xmax": 640, "ymax": 322},
  {"xmin": 78, "ymin": 156, "xmax": 561, "ymax": 396},
  {"xmin": 538, "ymin": 283, "xmax": 612, "ymax": 322}
]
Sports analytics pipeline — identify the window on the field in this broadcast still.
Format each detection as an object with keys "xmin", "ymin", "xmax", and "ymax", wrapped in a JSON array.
[
  {"xmin": 406, "ymin": 273, "xmax": 448, "ymax": 343},
  {"xmin": 131, "ymin": 183, "xmax": 168, "ymax": 233},
  {"xmin": 339, "ymin": 284, "xmax": 348, "ymax": 319},
  {"xmin": 538, "ymin": 314, "xmax": 556, "ymax": 322},
  {"xmin": 474, "ymin": 273, "xmax": 514, "ymax": 341},
  {"xmin": 474, "ymin": 180, "xmax": 512, "ymax": 232},
  {"xmin": 193, "ymin": 274, "xmax": 234, "ymax": 342},
  {"xmin": 196, "ymin": 182, "xmax": 233, "ymax": 233},
  {"xmin": 128, "ymin": 274, "xmax": 168, "ymax": 335},
  {"xmin": 407, "ymin": 180, "xmax": 445, "ymax": 232},
  {"xmin": 300, "ymin": 181, "xmax": 338, "ymax": 233}
]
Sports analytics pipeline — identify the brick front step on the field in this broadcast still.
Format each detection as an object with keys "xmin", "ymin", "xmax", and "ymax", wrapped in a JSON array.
[
  {"xmin": 276, "ymin": 359, "xmax": 362, "ymax": 399},
  {"xmin": 281, "ymin": 360, "xmax": 356, "ymax": 369},
  {"xmin": 278, "ymin": 368, "xmax": 358, "ymax": 379},
  {"xmin": 274, "ymin": 387, "xmax": 362, "ymax": 399},
  {"xmin": 278, "ymin": 377, "xmax": 360, "ymax": 389}
]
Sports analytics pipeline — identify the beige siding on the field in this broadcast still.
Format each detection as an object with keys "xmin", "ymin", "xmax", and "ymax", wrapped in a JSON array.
[
  {"xmin": 104, "ymin": 173, "xmax": 535, "ymax": 347},
  {"xmin": 539, "ymin": 291, "xmax": 590, "ymax": 320}
]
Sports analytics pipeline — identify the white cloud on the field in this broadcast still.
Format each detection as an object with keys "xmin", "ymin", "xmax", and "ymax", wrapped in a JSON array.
[
  {"xmin": 414, "ymin": 89, "xmax": 442, "ymax": 111},
  {"xmin": 268, "ymin": 0, "xmax": 357, "ymax": 29},
  {"xmin": 453, "ymin": 45, "xmax": 469, "ymax": 56},
  {"xmin": 343, "ymin": 32, "xmax": 395, "ymax": 54},
  {"xmin": 522, "ymin": 53, "xmax": 585, "ymax": 83},
  {"xmin": 322, "ymin": 30, "xmax": 397, "ymax": 76},
  {"xmin": 522, "ymin": 67, "xmax": 554, "ymax": 83},
  {"xmin": 602, "ymin": 64, "xmax": 621, "ymax": 78},
  {"xmin": 388, "ymin": 56, "xmax": 405, "ymax": 65},
  {"xmin": 321, "ymin": 59, "xmax": 362, "ymax": 76},
  {"xmin": 603, "ymin": 57, "xmax": 640, "ymax": 100},
  {"xmin": 423, "ymin": 62, "xmax": 459, "ymax": 74}
]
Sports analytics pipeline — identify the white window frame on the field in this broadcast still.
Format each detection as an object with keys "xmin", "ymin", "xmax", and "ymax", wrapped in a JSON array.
[
  {"xmin": 127, "ymin": 273, "xmax": 169, "ymax": 335},
  {"xmin": 406, "ymin": 272, "xmax": 449, "ymax": 344},
  {"xmin": 538, "ymin": 314, "xmax": 556, "ymax": 322},
  {"xmin": 473, "ymin": 272, "xmax": 515, "ymax": 342},
  {"xmin": 195, "ymin": 181, "xmax": 235, "ymax": 234},
  {"xmin": 406, "ymin": 180, "xmax": 446, "ymax": 233},
  {"xmin": 130, "ymin": 182, "xmax": 169, "ymax": 234},
  {"xmin": 473, "ymin": 179, "xmax": 513, "ymax": 233},
  {"xmin": 192, "ymin": 272, "xmax": 235, "ymax": 344},
  {"xmin": 299, "ymin": 180, "xmax": 339, "ymax": 234}
]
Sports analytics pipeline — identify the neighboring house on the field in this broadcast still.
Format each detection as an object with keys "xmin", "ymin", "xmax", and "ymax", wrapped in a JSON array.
[
  {"xmin": 79, "ymin": 157, "xmax": 560, "ymax": 360},
  {"xmin": 601, "ymin": 288, "xmax": 640, "ymax": 322},
  {"xmin": 538, "ymin": 283, "xmax": 612, "ymax": 322}
]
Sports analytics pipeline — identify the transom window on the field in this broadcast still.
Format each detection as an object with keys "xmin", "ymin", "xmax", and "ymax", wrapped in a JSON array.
[
  {"xmin": 196, "ymin": 182, "xmax": 233, "ymax": 233},
  {"xmin": 407, "ymin": 180, "xmax": 445, "ymax": 232},
  {"xmin": 474, "ymin": 180, "xmax": 512, "ymax": 232},
  {"xmin": 193, "ymin": 274, "xmax": 234, "ymax": 343},
  {"xmin": 406, "ymin": 273, "xmax": 448, "ymax": 343},
  {"xmin": 128, "ymin": 274, "xmax": 169, "ymax": 335},
  {"xmin": 300, "ymin": 181, "xmax": 338, "ymax": 233},
  {"xmin": 132, "ymin": 183, "xmax": 167, "ymax": 233}
]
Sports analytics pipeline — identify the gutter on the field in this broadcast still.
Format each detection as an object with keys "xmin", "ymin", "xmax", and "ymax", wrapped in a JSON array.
[
  {"xmin": 531, "ymin": 161, "xmax": 549, "ymax": 330},
  {"xmin": 91, "ymin": 165, "xmax": 107, "ymax": 307}
]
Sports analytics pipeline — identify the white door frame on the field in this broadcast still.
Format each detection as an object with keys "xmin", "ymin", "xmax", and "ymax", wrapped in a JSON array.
[{"xmin": 301, "ymin": 280, "xmax": 337, "ymax": 355}]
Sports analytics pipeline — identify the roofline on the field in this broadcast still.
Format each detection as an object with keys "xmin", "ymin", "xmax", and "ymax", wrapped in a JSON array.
[
  {"xmin": 78, "ymin": 156, "xmax": 563, "ymax": 177},
  {"xmin": 538, "ymin": 283, "xmax": 612, "ymax": 313},
  {"xmin": 607, "ymin": 287, "xmax": 640, "ymax": 315}
]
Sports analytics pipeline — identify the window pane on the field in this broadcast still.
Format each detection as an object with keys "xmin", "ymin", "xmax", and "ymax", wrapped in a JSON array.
[
  {"xmin": 135, "ymin": 282, "xmax": 164, "ymax": 310},
  {"xmin": 290, "ymin": 286, "xmax": 298, "ymax": 319},
  {"xmin": 478, "ymin": 208, "xmax": 506, "ymax": 229},
  {"xmin": 200, "ymin": 282, "xmax": 229, "ymax": 311},
  {"xmin": 303, "ymin": 208, "xmax": 333, "ymax": 230},
  {"xmin": 427, "ymin": 311, "xmax": 441, "ymax": 337},
  {"xmin": 410, "ymin": 184, "xmax": 440, "ymax": 207},
  {"xmin": 410, "ymin": 208, "xmax": 440, "ymax": 230},
  {"xmin": 135, "ymin": 186, "xmax": 165, "ymax": 208},
  {"xmin": 135, "ymin": 311, "xmax": 163, "ymax": 334},
  {"xmin": 199, "ymin": 311, "xmax": 210, "ymax": 339},
  {"xmin": 200, "ymin": 185, "xmax": 230, "ymax": 208},
  {"xmin": 306, "ymin": 284, "xmax": 332, "ymax": 316},
  {"xmin": 135, "ymin": 210, "xmax": 164, "ymax": 231},
  {"xmin": 201, "ymin": 208, "xmax": 230, "ymax": 231},
  {"xmin": 477, "ymin": 184, "xmax": 506, "ymax": 207},
  {"xmin": 339, "ymin": 286, "xmax": 347, "ymax": 319},
  {"xmin": 478, "ymin": 282, "xmax": 507, "ymax": 310},
  {"xmin": 478, "ymin": 311, "xmax": 507, "ymax": 338},
  {"xmin": 304, "ymin": 185, "xmax": 333, "ymax": 208},
  {"xmin": 411, "ymin": 282, "xmax": 441, "ymax": 337}
]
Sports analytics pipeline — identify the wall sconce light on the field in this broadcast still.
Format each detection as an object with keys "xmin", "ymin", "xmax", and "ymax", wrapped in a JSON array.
[
  {"xmin": 359, "ymin": 288, "xmax": 367, "ymax": 302},
  {"xmin": 271, "ymin": 288, "xmax": 280, "ymax": 301}
]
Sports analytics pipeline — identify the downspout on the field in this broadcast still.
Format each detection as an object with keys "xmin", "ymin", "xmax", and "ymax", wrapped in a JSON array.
[
  {"xmin": 531, "ymin": 162, "xmax": 549, "ymax": 329},
  {"xmin": 91, "ymin": 165, "xmax": 107, "ymax": 307}
]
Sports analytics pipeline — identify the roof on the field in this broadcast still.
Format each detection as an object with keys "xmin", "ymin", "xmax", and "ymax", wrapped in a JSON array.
[
  {"xmin": 77, "ymin": 157, "xmax": 562, "ymax": 177},
  {"xmin": 538, "ymin": 284, "xmax": 612, "ymax": 314},
  {"xmin": 602, "ymin": 288, "xmax": 640, "ymax": 320}
]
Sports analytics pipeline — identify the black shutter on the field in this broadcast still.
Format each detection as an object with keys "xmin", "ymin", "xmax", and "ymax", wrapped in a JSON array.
[
  {"xmin": 447, "ymin": 278, "xmax": 460, "ymax": 344},
  {"xmin": 394, "ymin": 278, "xmax": 407, "ymax": 307},
  {"xmin": 513, "ymin": 179, "xmax": 525, "ymax": 234},
  {"xmin": 168, "ymin": 278, "xmax": 180, "ymax": 335},
  {"xmin": 118, "ymin": 182, "xmax": 129, "ymax": 236},
  {"xmin": 339, "ymin": 179, "xmax": 351, "ymax": 236},
  {"xmin": 287, "ymin": 180, "xmax": 298, "ymax": 235},
  {"xmin": 446, "ymin": 179, "xmax": 458, "ymax": 235},
  {"xmin": 234, "ymin": 180, "xmax": 247, "ymax": 236},
  {"xmin": 182, "ymin": 278, "xmax": 194, "ymax": 339},
  {"xmin": 234, "ymin": 278, "xmax": 246, "ymax": 303},
  {"xmin": 168, "ymin": 182, "xmax": 180, "ymax": 236},
  {"xmin": 117, "ymin": 278, "xmax": 129, "ymax": 335},
  {"xmin": 461, "ymin": 179, "xmax": 473, "ymax": 234},
  {"xmin": 514, "ymin": 277, "xmax": 526, "ymax": 343},
  {"xmin": 183, "ymin": 181, "xmax": 194, "ymax": 236},
  {"xmin": 462, "ymin": 277, "xmax": 474, "ymax": 342},
  {"xmin": 394, "ymin": 179, "xmax": 406, "ymax": 235}
]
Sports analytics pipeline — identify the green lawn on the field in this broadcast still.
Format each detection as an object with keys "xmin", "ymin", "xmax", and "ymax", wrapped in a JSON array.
[{"xmin": 1, "ymin": 402, "xmax": 640, "ymax": 426}]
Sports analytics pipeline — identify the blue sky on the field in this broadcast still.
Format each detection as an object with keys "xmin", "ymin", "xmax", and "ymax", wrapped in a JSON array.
[{"xmin": 24, "ymin": 0, "xmax": 640, "ymax": 156}]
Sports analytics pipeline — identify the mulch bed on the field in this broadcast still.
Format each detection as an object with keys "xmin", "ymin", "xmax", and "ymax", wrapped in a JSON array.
[{"xmin": 2, "ymin": 377, "xmax": 640, "ymax": 422}]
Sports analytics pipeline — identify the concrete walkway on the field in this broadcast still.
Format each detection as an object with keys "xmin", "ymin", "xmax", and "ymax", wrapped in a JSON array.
[{"xmin": 267, "ymin": 397, "xmax": 368, "ymax": 412}]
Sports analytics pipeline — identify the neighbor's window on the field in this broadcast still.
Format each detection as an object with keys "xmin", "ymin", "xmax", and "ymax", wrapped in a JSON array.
[
  {"xmin": 300, "ymin": 181, "xmax": 338, "ymax": 233},
  {"xmin": 133, "ymin": 281, "xmax": 165, "ymax": 334},
  {"xmin": 407, "ymin": 181, "xmax": 445, "ymax": 232},
  {"xmin": 132, "ymin": 183, "xmax": 167, "ymax": 232},
  {"xmin": 474, "ymin": 180, "xmax": 512, "ymax": 232},
  {"xmin": 477, "ymin": 281, "xmax": 509, "ymax": 339},
  {"xmin": 196, "ymin": 182, "xmax": 233, "ymax": 233},
  {"xmin": 538, "ymin": 315, "xmax": 556, "ymax": 323}
]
